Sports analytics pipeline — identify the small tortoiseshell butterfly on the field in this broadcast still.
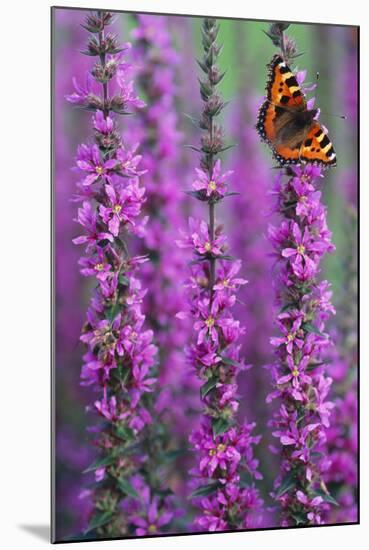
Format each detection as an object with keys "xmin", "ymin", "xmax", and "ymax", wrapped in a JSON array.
[{"xmin": 256, "ymin": 54, "xmax": 336, "ymax": 168}]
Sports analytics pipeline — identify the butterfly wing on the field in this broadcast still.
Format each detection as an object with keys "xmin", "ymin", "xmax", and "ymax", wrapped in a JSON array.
[
  {"xmin": 266, "ymin": 54, "xmax": 306, "ymax": 108},
  {"xmin": 256, "ymin": 55, "xmax": 306, "ymax": 145},
  {"xmin": 300, "ymin": 122, "xmax": 337, "ymax": 166},
  {"xmin": 257, "ymin": 55, "xmax": 337, "ymax": 168},
  {"xmin": 273, "ymin": 142, "xmax": 301, "ymax": 164}
]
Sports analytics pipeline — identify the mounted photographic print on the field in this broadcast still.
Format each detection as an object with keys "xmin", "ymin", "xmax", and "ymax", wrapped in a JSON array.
[{"xmin": 51, "ymin": 6, "xmax": 359, "ymax": 543}]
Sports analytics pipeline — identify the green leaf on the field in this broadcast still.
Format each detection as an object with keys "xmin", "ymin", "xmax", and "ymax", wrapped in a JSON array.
[
  {"xmin": 223, "ymin": 192, "xmax": 241, "ymax": 198},
  {"xmin": 312, "ymin": 489, "xmax": 339, "ymax": 506},
  {"xmin": 190, "ymin": 482, "xmax": 220, "ymax": 498},
  {"xmin": 112, "ymin": 363, "xmax": 130, "ymax": 385},
  {"xmin": 212, "ymin": 417, "xmax": 232, "ymax": 438},
  {"xmin": 83, "ymin": 454, "xmax": 116, "ymax": 474},
  {"xmin": 84, "ymin": 511, "xmax": 114, "ymax": 534},
  {"xmin": 321, "ymin": 493, "xmax": 339, "ymax": 506},
  {"xmin": 306, "ymin": 360, "xmax": 330, "ymax": 372},
  {"xmin": 291, "ymin": 51, "xmax": 306, "ymax": 59},
  {"xmin": 303, "ymin": 322, "xmax": 325, "ymax": 337},
  {"xmin": 115, "ymin": 425, "xmax": 134, "ymax": 442},
  {"xmin": 220, "ymin": 356, "xmax": 239, "ymax": 367},
  {"xmin": 291, "ymin": 512, "xmax": 306, "ymax": 526},
  {"xmin": 106, "ymin": 302, "xmax": 121, "ymax": 322},
  {"xmin": 185, "ymin": 190, "xmax": 208, "ymax": 202},
  {"xmin": 184, "ymin": 144, "xmax": 202, "ymax": 153},
  {"xmin": 117, "ymin": 478, "xmax": 139, "ymax": 498},
  {"xmin": 183, "ymin": 113, "xmax": 201, "ymax": 128},
  {"xmin": 219, "ymin": 144, "xmax": 235, "ymax": 153},
  {"xmin": 199, "ymin": 78, "xmax": 213, "ymax": 98},
  {"xmin": 120, "ymin": 366, "xmax": 130, "ymax": 385},
  {"xmin": 196, "ymin": 59, "xmax": 208, "ymax": 74},
  {"xmin": 118, "ymin": 274, "xmax": 130, "ymax": 286},
  {"xmin": 216, "ymin": 254, "xmax": 235, "ymax": 261},
  {"xmin": 274, "ymin": 472, "xmax": 296, "ymax": 499},
  {"xmin": 200, "ymin": 377, "xmax": 218, "ymax": 399}
]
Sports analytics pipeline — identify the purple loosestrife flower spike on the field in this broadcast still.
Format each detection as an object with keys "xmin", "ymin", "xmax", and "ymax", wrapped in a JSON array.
[
  {"xmin": 120, "ymin": 14, "xmax": 199, "ymax": 529},
  {"xmin": 262, "ymin": 26, "xmax": 337, "ymax": 527},
  {"xmin": 177, "ymin": 18, "xmax": 263, "ymax": 531},
  {"xmin": 67, "ymin": 11, "xmax": 161, "ymax": 538}
]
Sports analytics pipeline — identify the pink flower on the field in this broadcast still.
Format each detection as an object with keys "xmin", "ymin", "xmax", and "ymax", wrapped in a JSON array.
[
  {"xmin": 79, "ymin": 250, "xmax": 112, "ymax": 281},
  {"xmin": 73, "ymin": 201, "xmax": 113, "ymax": 252},
  {"xmin": 192, "ymin": 159, "xmax": 233, "ymax": 197},
  {"xmin": 76, "ymin": 144, "xmax": 118, "ymax": 186},
  {"xmin": 213, "ymin": 260, "xmax": 247, "ymax": 292},
  {"xmin": 99, "ymin": 182, "xmax": 144, "ymax": 236},
  {"xmin": 176, "ymin": 218, "xmax": 226, "ymax": 257},
  {"xmin": 270, "ymin": 311, "xmax": 304, "ymax": 354},
  {"xmin": 193, "ymin": 299, "xmax": 221, "ymax": 345},
  {"xmin": 65, "ymin": 72, "xmax": 96, "ymax": 104}
]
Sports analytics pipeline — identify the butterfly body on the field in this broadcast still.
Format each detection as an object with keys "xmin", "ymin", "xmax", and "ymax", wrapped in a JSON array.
[{"xmin": 257, "ymin": 55, "xmax": 336, "ymax": 168}]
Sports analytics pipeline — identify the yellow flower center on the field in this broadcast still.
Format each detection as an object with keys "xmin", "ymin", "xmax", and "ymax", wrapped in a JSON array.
[
  {"xmin": 113, "ymin": 204, "xmax": 122, "ymax": 214},
  {"xmin": 292, "ymin": 368, "xmax": 299, "ymax": 377},
  {"xmin": 205, "ymin": 317, "xmax": 215, "ymax": 328},
  {"xmin": 300, "ymin": 195, "xmax": 307, "ymax": 202},
  {"xmin": 204, "ymin": 242, "xmax": 212, "ymax": 252},
  {"xmin": 222, "ymin": 278, "xmax": 230, "ymax": 287},
  {"xmin": 148, "ymin": 524, "xmax": 157, "ymax": 533},
  {"xmin": 287, "ymin": 333, "xmax": 295, "ymax": 342},
  {"xmin": 297, "ymin": 244, "xmax": 305, "ymax": 254},
  {"xmin": 95, "ymin": 165, "xmax": 104, "ymax": 175},
  {"xmin": 217, "ymin": 444, "xmax": 226, "ymax": 453},
  {"xmin": 209, "ymin": 449, "xmax": 216, "ymax": 456},
  {"xmin": 95, "ymin": 263, "xmax": 104, "ymax": 272},
  {"xmin": 208, "ymin": 180, "xmax": 217, "ymax": 191},
  {"xmin": 130, "ymin": 331, "xmax": 137, "ymax": 341}
]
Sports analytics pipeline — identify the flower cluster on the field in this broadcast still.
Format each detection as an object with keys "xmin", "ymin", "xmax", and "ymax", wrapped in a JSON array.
[
  {"xmin": 267, "ymin": 163, "xmax": 336, "ymax": 526},
  {"xmin": 67, "ymin": 11, "xmax": 159, "ymax": 538},
  {"xmin": 120, "ymin": 474, "xmax": 182, "ymax": 536},
  {"xmin": 87, "ymin": 14, "xmax": 202, "ymax": 530},
  {"xmin": 177, "ymin": 18, "xmax": 263, "ymax": 531}
]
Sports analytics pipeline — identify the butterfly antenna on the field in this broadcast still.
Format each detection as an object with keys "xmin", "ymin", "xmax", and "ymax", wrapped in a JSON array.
[
  {"xmin": 314, "ymin": 71, "xmax": 320, "ymax": 105},
  {"xmin": 323, "ymin": 113, "xmax": 347, "ymax": 120}
]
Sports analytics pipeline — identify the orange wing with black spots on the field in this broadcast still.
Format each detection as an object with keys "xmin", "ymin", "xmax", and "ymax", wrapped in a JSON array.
[
  {"xmin": 300, "ymin": 122, "xmax": 336, "ymax": 166},
  {"xmin": 266, "ymin": 54, "xmax": 306, "ymax": 108},
  {"xmin": 256, "ymin": 55, "xmax": 306, "ymax": 145},
  {"xmin": 256, "ymin": 55, "xmax": 337, "ymax": 169},
  {"xmin": 273, "ymin": 142, "xmax": 300, "ymax": 164}
]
